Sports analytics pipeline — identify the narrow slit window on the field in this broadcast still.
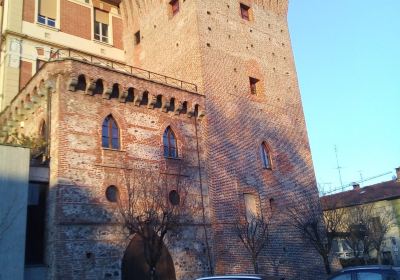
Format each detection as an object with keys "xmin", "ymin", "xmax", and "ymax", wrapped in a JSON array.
[
  {"xmin": 240, "ymin": 3, "xmax": 250, "ymax": 21},
  {"xmin": 38, "ymin": 0, "xmax": 57, "ymax": 27},
  {"xmin": 163, "ymin": 127, "xmax": 178, "ymax": 158},
  {"xmin": 170, "ymin": 0, "xmax": 180, "ymax": 16},
  {"xmin": 134, "ymin": 31, "xmax": 141, "ymax": 45},
  {"xmin": 102, "ymin": 115, "xmax": 120, "ymax": 150},
  {"xmin": 249, "ymin": 77, "xmax": 259, "ymax": 95},
  {"xmin": 260, "ymin": 142, "xmax": 272, "ymax": 169}
]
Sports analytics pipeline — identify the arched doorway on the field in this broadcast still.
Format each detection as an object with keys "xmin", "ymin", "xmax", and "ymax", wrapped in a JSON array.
[{"xmin": 122, "ymin": 234, "xmax": 176, "ymax": 280}]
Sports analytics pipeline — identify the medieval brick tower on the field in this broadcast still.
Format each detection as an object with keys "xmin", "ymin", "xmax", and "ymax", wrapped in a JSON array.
[
  {"xmin": 120, "ymin": 0, "xmax": 323, "ymax": 277},
  {"xmin": 0, "ymin": 0, "xmax": 324, "ymax": 279}
]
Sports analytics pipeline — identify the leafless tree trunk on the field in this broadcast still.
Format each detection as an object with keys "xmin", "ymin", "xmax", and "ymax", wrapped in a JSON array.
[
  {"xmin": 287, "ymin": 194, "xmax": 345, "ymax": 275},
  {"xmin": 118, "ymin": 166, "xmax": 189, "ymax": 280},
  {"xmin": 235, "ymin": 214, "xmax": 270, "ymax": 274}
]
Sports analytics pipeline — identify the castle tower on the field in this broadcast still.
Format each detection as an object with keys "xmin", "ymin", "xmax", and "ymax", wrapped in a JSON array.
[{"xmin": 121, "ymin": 0, "xmax": 323, "ymax": 277}]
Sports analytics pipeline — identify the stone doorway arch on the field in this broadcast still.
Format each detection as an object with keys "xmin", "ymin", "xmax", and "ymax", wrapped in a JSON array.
[{"xmin": 121, "ymin": 234, "xmax": 176, "ymax": 280}]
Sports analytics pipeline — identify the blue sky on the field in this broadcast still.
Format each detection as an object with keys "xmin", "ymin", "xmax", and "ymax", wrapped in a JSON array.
[{"xmin": 288, "ymin": 0, "xmax": 400, "ymax": 195}]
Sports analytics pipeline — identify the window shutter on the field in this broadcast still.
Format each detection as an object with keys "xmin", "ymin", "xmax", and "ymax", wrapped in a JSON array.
[
  {"xmin": 95, "ymin": 9, "xmax": 109, "ymax": 24},
  {"xmin": 39, "ymin": 0, "xmax": 57, "ymax": 19}
]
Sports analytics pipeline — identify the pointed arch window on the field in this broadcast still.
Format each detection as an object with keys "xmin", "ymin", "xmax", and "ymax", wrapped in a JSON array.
[
  {"xmin": 260, "ymin": 142, "xmax": 272, "ymax": 169},
  {"xmin": 163, "ymin": 127, "xmax": 178, "ymax": 158},
  {"xmin": 102, "ymin": 115, "xmax": 120, "ymax": 150}
]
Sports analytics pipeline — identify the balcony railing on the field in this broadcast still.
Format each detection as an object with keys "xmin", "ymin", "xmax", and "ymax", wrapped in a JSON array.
[{"xmin": 49, "ymin": 49, "xmax": 198, "ymax": 93}]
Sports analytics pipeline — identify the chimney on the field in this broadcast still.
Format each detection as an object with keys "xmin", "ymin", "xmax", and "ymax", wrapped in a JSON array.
[
  {"xmin": 352, "ymin": 182, "xmax": 360, "ymax": 190},
  {"xmin": 396, "ymin": 167, "xmax": 400, "ymax": 182}
]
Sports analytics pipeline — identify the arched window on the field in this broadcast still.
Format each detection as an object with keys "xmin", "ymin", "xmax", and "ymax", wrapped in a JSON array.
[
  {"xmin": 260, "ymin": 142, "xmax": 272, "ymax": 169},
  {"xmin": 163, "ymin": 127, "xmax": 177, "ymax": 158},
  {"xmin": 102, "ymin": 115, "xmax": 120, "ymax": 149}
]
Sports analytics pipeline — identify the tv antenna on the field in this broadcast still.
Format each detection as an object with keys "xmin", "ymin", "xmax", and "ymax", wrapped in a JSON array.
[{"xmin": 334, "ymin": 145, "xmax": 344, "ymax": 190}]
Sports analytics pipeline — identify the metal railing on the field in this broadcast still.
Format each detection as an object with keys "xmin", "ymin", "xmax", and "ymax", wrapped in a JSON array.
[{"xmin": 49, "ymin": 49, "xmax": 198, "ymax": 93}]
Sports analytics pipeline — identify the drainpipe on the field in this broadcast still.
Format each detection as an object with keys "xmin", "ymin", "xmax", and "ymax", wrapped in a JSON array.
[{"xmin": 194, "ymin": 115, "xmax": 213, "ymax": 275}]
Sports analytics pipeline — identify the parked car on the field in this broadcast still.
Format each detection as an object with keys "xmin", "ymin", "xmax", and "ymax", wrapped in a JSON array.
[
  {"xmin": 196, "ymin": 275, "xmax": 284, "ymax": 280},
  {"xmin": 328, "ymin": 265, "xmax": 400, "ymax": 280}
]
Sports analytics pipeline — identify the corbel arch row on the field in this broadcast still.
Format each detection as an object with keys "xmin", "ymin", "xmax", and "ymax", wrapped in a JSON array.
[{"xmin": 67, "ymin": 73, "xmax": 205, "ymax": 119}]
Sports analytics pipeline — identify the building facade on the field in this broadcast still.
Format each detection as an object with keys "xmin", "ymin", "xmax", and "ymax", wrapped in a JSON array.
[
  {"xmin": 0, "ymin": 0, "xmax": 324, "ymax": 279},
  {"xmin": 321, "ymin": 170, "xmax": 400, "ymax": 267}
]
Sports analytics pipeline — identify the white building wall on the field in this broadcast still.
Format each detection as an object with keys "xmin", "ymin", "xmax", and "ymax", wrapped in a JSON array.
[{"xmin": 0, "ymin": 145, "xmax": 30, "ymax": 280}]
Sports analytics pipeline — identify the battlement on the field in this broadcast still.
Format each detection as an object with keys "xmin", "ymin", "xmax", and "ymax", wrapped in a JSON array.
[{"xmin": 0, "ymin": 59, "xmax": 205, "ymax": 140}]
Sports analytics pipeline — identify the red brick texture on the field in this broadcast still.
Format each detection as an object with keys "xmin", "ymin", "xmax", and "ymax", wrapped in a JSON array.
[
  {"xmin": 19, "ymin": 60, "xmax": 32, "ymax": 90},
  {"xmin": 0, "ymin": 0, "xmax": 325, "ymax": 279},
  {"xmin": 60, "ymin": 0, "xmax": 91, "ymax": 40},
  {"xmin": 22, "ymin": 0, "xmax": 35, "ymax": 23},
  {"xmin": 122, "ymin": 0, "xmax": 325, "ymax": 279},
  {"xmin": 112, "ymin": 16, "xmax": 123, "ymax": 49},
  {"xmin": 0, "ymin": 59, "xmax": 210, "ymax": 279}
]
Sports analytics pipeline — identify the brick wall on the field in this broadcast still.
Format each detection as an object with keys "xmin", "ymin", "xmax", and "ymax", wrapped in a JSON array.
[
  {"xmin": 22, "ymin": 0, "xmax": 35, "ymax": 23},
  {"xmin": 19, "ymin": 60, "xmax": 32, "ymax": 90},
  {"xmin": 121, "ymin": 0, "xmax": 325, "ymax": 278},
  {"xmin": 3, "ymin": 60, "xmax": 211, "ymax": 279},
  {"xmin": 112, "ymin": 16, "xmax": 123, "ymax": 49},
  {"xmin": 60, "ymin": 0, "xmax": 91, "ymax": 40}
]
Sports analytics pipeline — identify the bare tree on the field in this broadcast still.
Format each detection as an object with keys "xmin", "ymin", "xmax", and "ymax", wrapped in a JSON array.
[
  {"xmin": 118, "ymin": 166, "xmax": 189, "ymax": 280},
  {"xmin": 341, "ymin": 205, "xmax": 371, "ymax": 264},
  {"xmin": 235, "ymin": 214, "xmax": 270, "ymax": 274},
  {"xmin": 368, "ymin": 208, "xmax": 395, "ymax": 264},
  {"xmin": 342, "ymin": 204, "xmax": 394, "ymax": 264},
  {"xmin": 287, "ymin": 195, "xmax": 345, "ymax": 275}
]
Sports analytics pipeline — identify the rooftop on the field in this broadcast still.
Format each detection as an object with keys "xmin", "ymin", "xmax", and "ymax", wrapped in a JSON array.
[{"xmin": 321, "ymin": 178, "xmax": 400, "ymax": 210}]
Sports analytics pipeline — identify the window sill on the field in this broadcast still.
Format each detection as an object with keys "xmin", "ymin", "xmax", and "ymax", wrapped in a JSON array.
[
  {"xmin": 262, "ymin": 167, "xmax": 272, "ymax": 171},
  {"xmin": 164, "ymin": 156, "xmax": 181, "ymax": 161},
  {"xmin": 93, "ymin": 39, "xmax": 113, "ymax": 47},
  {"xmin": 102, "ymin": 148, "xmax": 125, "ymax": 153},
  {"xmin": 36, "ymin": 22, "xmax": 60, "ymax": 32}
]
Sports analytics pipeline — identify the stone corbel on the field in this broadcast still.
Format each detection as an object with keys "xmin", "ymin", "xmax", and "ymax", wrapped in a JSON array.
[
  {"xmin": 17, "ymin": 107, "xmax": 25, "ymax": 117},
  {"xmin": 133, "ymin": 91, "xmax": 143, "ymax": 106},
  {"xmin": 187, "ymin": 103, "xmax": 195, "ymax": 118},
  {"xmin": 147, "ymin": 94, "xmax": 157, "ymax": 109},
  {"xmin": 161, "ymin": 96, "xmax": 171, "ymax": 113},
  {"xmin": 68, "ymin": 77, "xmax": 78, "ymax": 92},
  {"xmin": 24, "ymin": 102, "xmax": 33, "ymax": 110},
  {"xmin": 86, "ymin": 81, "xmax": 96, "ymax": 95},
  {"xmin": 31, "ymin": 95, "xmax": 40, "ymax": 104},
  {"xmin": 197, "ymin": 109, "xmax": 206, "ymax": 120},
  {"xmin": 102, "ymin": 88, "xmax": 112, "ymax": 99},
  {"xmin": 38, "ymin": 85, "xmax": 47, "ymax": 97},
  {"xmin": 119, "ymin": 90, "xmax": 128, "ymax": 102},
  {"xmin": 45, "ymin": 80, "xmax": 56, "ymax": 93},
  {"xmin": 174, "ymin": 101, "xmax": 183, "ymax": 115}
]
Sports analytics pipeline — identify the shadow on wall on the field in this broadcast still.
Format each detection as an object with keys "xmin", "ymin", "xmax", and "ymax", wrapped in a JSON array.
[
  {"xmin": 203, "ymin": 98, "xmax": 325, "ymax": 279},
  {"xmin": 44, "ymin": 183, "xmax": 172, "ymax": 280},
  {"xmin": 44, "ymin": 173, "xmax": 210, "ymax": 280}
]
